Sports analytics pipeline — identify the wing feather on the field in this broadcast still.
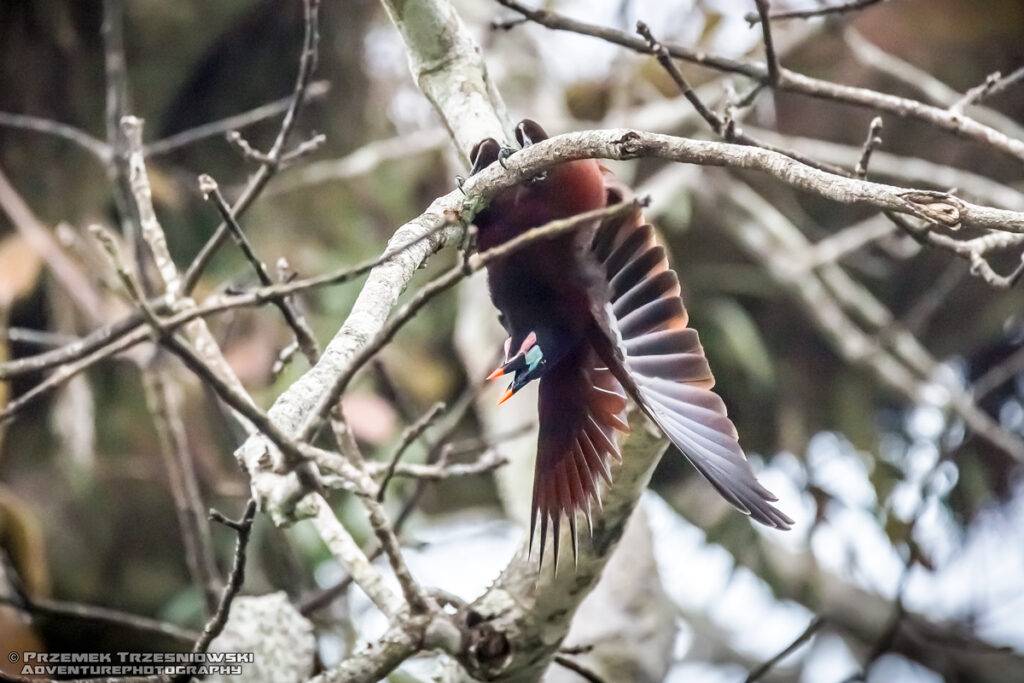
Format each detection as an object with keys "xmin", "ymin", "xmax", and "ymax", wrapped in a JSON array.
[{"xmin": 590, "ymin": 181, "xmax": 792, "ymax": 530}]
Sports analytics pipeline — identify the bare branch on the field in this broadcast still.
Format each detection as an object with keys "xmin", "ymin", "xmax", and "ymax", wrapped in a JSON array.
[
  {"xmin": 746, "ymin": 0, "xmax": 887, "ymax": 24},
  {"xmin": 842, "ymin": 28, "xmax": 1024, "ymax": 142},
  {"xmin": 366, "ymin": 449, "xmax": 508, "ymax": 482},
  {"xmin": 180, "ymin": 0, "xmax": 323, "ymax": 295},
  {"xmin": 0, "ymin": 166, "xmax": 106, "ymax": 324},
  {"xmin": 377, "ymin": 401, "xmax": 446, "ymax": 501},
  {"xmin": 143, "ymin": 81, "xmax": 330, "ymax": 157},
  {"xmin": 699, "ymin": 174, "xmax": 1024, "ymax": 460},
  {"xmin": 739, "ymin": 124, "xmax": 1024, "ymax": 211},
  {"xmin": 495, "ymin": 0, "xmax": 1024, "ymax": 166},
  {"xmin": 309, "ymin": 614, "xmax": 443, "ymax": 683},
  {"xmin": 635, "ymin": 21, "xmax": 849, "ymax": 175},
  {"xmin": 0, "ymin": 594, "xmax": 197, "ymax": 645},
  {"xmin": 7, "ymin": 126, "xmax": 1024, "ymax": 427},
  {"xmin": 198, "ymin": 174, "xmax": 321, "ymax": 365},
  {"xmin": 952, "ymin": 65, "xmax": 1024, "ymax": 111},
  {"xmin": 380, "ymin": 0, "xmax": 509, "ymax": 156},
  {"xmin": 0, "ymin": 112, "xmax": 110, "ymax": 162},
  {"xmin": 123, "ymin": 116, "xmax": 182, "ymax": 295},
  {"xmin": 0, "ymin": 222, "xmax": 448, "ymax": 383},
  {"xmin": 268, "ymin": 128, "xmax": 448, "ymax": 195},
  {"xmin": 854, "ymin": 116, "xmax": 884, "ymax": 178},
  {"xmin": 745, "ymin": 616, "xmax": 826, "ymax": 682},
  {"xmin": 141, "ymin": 370, "xmax": 222, "ymax": 614},
  {"xmin": 635, "ymin": 21, "xmax": 724, "ymax": 135},
  {"xmin": 312, "ymin": 496, "xmax": 403, "ymax": 617},
  {"xmin": 553, "ymin": 655, "xmax": 608, "ymax": 683},
  {"xmin": 190, "ymin": 499, "xmax": 257, "ymax": 658},
  {"xmin": 974, "ymin": 64, "xmax": 1024, "ymax": 102},
  {"xmin": 752, "ymin": 0, "xmax": 781, "ymax": 85}
]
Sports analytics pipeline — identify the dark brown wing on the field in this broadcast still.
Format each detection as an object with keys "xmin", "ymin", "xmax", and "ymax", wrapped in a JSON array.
[
  {"xmin": 589, "ymin": 183, "xmax": 793, "ymax": 530},
  {"xmin": 532, "ymin": 343, "xmax": 629, "ymax": 569}
]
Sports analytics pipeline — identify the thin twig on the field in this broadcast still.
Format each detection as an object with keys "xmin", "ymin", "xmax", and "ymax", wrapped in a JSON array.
[
  {"xmin": 0, "ymin": 166, "xmax": 106, "ymax": 324},
  {"xmin": 198, "ymin": 174, "xmax": 321, "ymax": 364},
  {"xmin": 745, "ymin": 616, "xmax": 826, "ymax": 682},
  {"xmin": 144, "ymin": 81, "xmax": 330, "ymax": 156},
  {"xmin": 950, "ymin": 66, "xmax": 1024, "ymax": 112},
  {"xmin": 123, "ymin": 116, "xmax": 182, "ymax": 294},
  {"xmin": 297, "ymin": 377, "xmax": 488, "ymax": 617},
  {"xmin": 142, "ymin": 370, "xmax": 222, "ymax": 614},
  {"xmin": 1, "ymin": 222, "xmax": 447, "ymax": 382},
  {"xmin": 0, "ymin": 594, "xmax": 198, "ymax": 644},
  {"xmin": 312, "ymin": 495, "xmax": 403, "ymax": 616},
  {"xmin": 190, "ymin": 499, "xmax": 258, "ymax": 657},
  {"xmin": 159, "ymin": 333, "xmax": 311, "ymax": 471},
  {"xmin": 855, "ymin": 116, "xmax": 884, "ymax": 178},
  {"xmin": 552, "ymin": 655, "xmax": 607, "ymax": 683},
  {"xmin": 746, "ymin": 0, "xmax": 886, "ymax": 24},
  {"xmin": 495, "ymin": 0, "xmax": 1024, "ymax": 167},
  {"xmin": 101, "ymin": 0, "xmax": 137, "ymax": 241},
  {"xmin": 377, "ymin": 401, "xmax": 446, "ymax": 501},
  {"xmin": 180, "ymin": 0, "xmax": 321, "ymax": 295},
  {"xmin": 974, "ymin": 64, "xmax": 1024, "ymax": 103},
  {"xmin": 0, "ymin": 112, "xmax": 110, "ymax": 162},
  {"xmin": 799, "ymin": 216, "xmax": 896, "ymax": 269},
  {"xmin": 703, "ymin": 174, "xmax": 1024, "ymax": 461},
  {"xmin": 367, "ymin": 449, "xmax": 508, "ymax": 481},
  {"xmin": 267, "ymin": 128, "xmax": 448, "ymax": 196},
  {"xmin": 974, "ymin": 344, "xmax": 1024, "ymax": 400},
  {"xmin": 635, "ymin": 21, "xmax": 848, "ymax": 174},
  {"xmin": 752, "ymin": 0, "xmax": 781, "ymax": 85},
  {"xmin": 0, "ymin": 327, "xmax": 81, "ymax": 348},
  {"xmin": 842, "ymin": 28, "xmax": 1024, "ymax": 142},
  {"xmin": 0, "ymin": 223, "xmax": 454, "ymax": 421},
  {"xmin": 635, "ymin": 21, "xmax": 723, "ymax": 135}
]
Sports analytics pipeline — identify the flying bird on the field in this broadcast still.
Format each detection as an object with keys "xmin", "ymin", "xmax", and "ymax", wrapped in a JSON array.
[{"xmin": 468, "ymin": 120, "xmax": 792, "ymax": 567}]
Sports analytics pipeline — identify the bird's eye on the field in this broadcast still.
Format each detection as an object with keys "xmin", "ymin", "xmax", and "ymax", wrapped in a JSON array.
[
  {"xmin": 470, "ymin": 138, "xmax": 501, "ymax": 175},
  {"xmin": 514, "ymin": 119, "xmax": 549, "ymax": 148}
]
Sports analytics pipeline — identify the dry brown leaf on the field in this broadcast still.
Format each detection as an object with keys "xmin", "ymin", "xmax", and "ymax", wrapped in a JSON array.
[{"xmin": 0, "ymin": 234, "xmax": 42, "ymax": 307}]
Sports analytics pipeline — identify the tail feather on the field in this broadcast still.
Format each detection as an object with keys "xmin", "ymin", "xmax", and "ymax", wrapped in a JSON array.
[{"xmin": 531, "ymin": 345, "xmax": 629, "ymax": 567}]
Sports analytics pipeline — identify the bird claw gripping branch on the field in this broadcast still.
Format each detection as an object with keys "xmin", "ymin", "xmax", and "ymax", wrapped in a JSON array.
[{"xmin": 469, "ymin": 119, "xmax": 793, "ymax": 570}]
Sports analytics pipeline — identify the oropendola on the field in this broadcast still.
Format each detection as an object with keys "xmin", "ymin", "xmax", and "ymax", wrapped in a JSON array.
[{"xmin": 469, "ymin": 120, "xmax": 792, "ymax": 567}]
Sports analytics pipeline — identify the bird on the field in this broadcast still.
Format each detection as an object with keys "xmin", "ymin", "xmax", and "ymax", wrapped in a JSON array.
[{"xmin": 468, "ymin": 119, "xmax": 792, "ymax": 568}]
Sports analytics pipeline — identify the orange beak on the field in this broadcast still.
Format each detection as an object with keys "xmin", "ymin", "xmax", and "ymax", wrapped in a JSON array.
[
  {"xmin": 486, "ymin": 366, "xmax": 505, "ymax": 381},
  {"xmin": 497, "ymin": 387, "xmax": 515, "ymax": 405}
]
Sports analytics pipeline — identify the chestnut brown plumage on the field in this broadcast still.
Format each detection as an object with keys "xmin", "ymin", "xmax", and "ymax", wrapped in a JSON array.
[{"xmin": 470, "ymin": 120, "xmax": 792, "ymax": 568}]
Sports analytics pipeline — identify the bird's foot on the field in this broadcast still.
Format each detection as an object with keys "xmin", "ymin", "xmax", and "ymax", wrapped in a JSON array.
[{"xmin": 497, "ymin": 145, "xmax": 517, "ymax": 169}]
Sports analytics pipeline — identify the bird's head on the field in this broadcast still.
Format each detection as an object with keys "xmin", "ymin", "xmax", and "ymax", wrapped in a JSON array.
[{"xmin": 487, "ymin": 331, "xmax": 548, "ymax": 404}]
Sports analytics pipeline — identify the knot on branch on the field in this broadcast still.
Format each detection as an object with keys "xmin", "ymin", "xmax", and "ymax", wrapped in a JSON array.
[
  {"xmin": 898, "ymin": 191, "xmax": 964, "ymax": 229},
  {"xmin": 236, "ymin": 439, "xmax": 320, "ymax": 526},
  {"xmin": 458, "ymin": 608, "xmax": 513, "ymax": 677},
  {"xmin": 615, "ymin": 130, "xmax": 643, "ymax": 156}
]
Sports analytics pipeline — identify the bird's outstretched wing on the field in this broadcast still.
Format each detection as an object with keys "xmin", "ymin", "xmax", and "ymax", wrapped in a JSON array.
[
  {"xmin": 588, "ymin": 183, "xmax": 793, "ymax": 530},
  {"xmin": 532, "ymin": 342, "xmax": 629, "ymax": 568}
]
